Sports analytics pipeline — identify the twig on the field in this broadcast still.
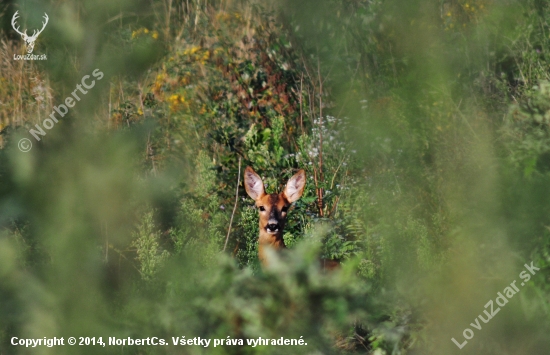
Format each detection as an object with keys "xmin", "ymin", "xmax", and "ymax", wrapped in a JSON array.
[
  {"xmin": 329, "ymin": 195, "xmax": 340, "ymax": 217},
  {"xmin": 313, "ymin": 167, "xmax": 324, "ymax": 217},
  {"xmin": 232, "ymin": 240, "xmax": 240, "ymax": 256},
  {"xmin": 165, "ymin": 0, "xmax": 173, "ymax": 40},
  {"xmin": 316, "ymin": 58, "xmax": 325, "ymax": 215},
  {"xmin": 454, "ymin": 98, "xmax": 481, "ymax": 142},
  {"xmin": 317, "ymin": 57, "xmax": 324, "ymax": 182},
  {"xmin": 299, "ymin": 73, "xmax": 304, "ymax": 135},
  {"xmin": 330, "ymin": 156, "xmax": 346, "ymax": 190},
  {"xmin": 224, "ymin": 156, "xmax": 242, "ymax": 252},
  {"xmin": 354, "ymin": 332, "xmax": 370, "ymax": 351}
]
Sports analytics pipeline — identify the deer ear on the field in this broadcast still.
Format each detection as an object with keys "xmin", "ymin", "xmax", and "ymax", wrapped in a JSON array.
[
  {"xmin": 284, "ymin": 169, "xmax": 306, "ymax": 203},
  {"xmin": 244, "ymin": 166, "xmax": 265, "ymax": 201}
]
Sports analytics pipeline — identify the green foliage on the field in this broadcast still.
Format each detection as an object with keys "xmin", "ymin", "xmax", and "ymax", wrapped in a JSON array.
[
  {"xmin": 504, "ymin": 81, "xmax": 550, "ymax": 176},
  {"xmin": 131, "ymin": 211, "xmax": 169, "ymax": 281},
  {"xmin": 114, "ymin": 3, "xmax": 362, "ymax": 269},
  {"xmin": 170, "ymin": 151, "xmax": 227, "ymax": 265},
  {"xmin": 3, "ymin": 0, "xmax": 550, "ymax": 354},
  {"xmin": 235, "ymin": 206, "xmax": 260, "ymax": 269}
]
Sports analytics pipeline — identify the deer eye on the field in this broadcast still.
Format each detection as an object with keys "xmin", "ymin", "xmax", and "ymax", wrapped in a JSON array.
[
  {"xmin": 259, "ymin": 206, "xmax": 265, "ymax": 212},
  {"xmin": 281, "ymin": 206, "xmax": 288, "ymax": 213}
]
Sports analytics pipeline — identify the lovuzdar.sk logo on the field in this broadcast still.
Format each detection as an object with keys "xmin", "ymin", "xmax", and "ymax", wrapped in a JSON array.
[{"xmin": 11, "ymin": 10, "xmax": 48, "ymax": 60}]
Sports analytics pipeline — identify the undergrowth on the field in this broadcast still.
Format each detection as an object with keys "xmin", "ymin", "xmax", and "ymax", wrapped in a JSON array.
[{"xmin": 1, "ymin": 0, "xmax": 550, "ymax": 354}]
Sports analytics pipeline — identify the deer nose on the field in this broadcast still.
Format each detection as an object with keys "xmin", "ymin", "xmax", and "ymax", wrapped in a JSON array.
[{"xmin": 266, "ymin": 223, "xmax": 279, "ymax": 232}]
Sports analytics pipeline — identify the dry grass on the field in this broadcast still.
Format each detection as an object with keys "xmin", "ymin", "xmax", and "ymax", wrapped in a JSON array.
[{"xmin": 0, "ymin": 38, "xmax": 53, "ymax": 146}]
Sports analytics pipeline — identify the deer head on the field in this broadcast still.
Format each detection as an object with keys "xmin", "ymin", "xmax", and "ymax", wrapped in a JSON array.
[
  {"xmin": 244, "ymin": 166, "xmax": 306, "ymax": 265},
  {"xmin": 11, "ymin": 11, "xmax": 49, "ymax": 54}
]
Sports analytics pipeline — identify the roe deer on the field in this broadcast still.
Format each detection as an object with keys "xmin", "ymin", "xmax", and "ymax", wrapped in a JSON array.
[
  {"xmin": 244, "ymin": 166, "xmax": 340, "ymax": 270},
  {"xmin": 244, "ymin": 166, "xmax": 305, "ymax": 265}
]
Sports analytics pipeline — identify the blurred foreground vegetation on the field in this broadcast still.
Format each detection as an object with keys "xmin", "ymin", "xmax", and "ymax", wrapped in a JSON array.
[{"xmin": 1, "ymin": 0, "xmax": 550, "ymax": 354}]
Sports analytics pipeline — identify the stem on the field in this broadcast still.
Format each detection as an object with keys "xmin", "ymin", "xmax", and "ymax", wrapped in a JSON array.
[
  {"xmin": 317, "ymin": 57, "xmax": 324, "ymax": 182},
  {"xmin": 299, "ymin": 73, "xmax": 304, "ymax": 135},
  {"xmin": 313, "ymin": 167, "xmax": 324, "ymax": 217},
  {"xmin": 224, "ymin": 156, "xmax": 242, "ymax": 252},
  {"xmin": 316, "ymin": 58, "xmax": 324, "ymax": 215}
]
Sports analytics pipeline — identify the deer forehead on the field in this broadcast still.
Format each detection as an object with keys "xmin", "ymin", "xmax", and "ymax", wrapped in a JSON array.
[{"xmin": 257, "ymin": 193, "xmax": 288, "ymax": 209}]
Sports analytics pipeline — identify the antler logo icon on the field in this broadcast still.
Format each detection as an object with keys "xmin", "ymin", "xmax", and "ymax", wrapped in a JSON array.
[{"xmin": 11, "ymin": 11, "xmax": 49, "ymax": 54}]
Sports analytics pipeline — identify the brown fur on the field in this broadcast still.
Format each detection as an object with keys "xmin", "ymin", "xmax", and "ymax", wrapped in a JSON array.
[{"xmin": 256, "ymin": 193, "xmax": 289, "ymax": 262}]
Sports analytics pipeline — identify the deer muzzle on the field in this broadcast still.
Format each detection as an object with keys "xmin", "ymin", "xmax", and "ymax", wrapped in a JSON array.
[{"xmin": 266, "ymin": 220, "xmax": 280, "ymax": 234}]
